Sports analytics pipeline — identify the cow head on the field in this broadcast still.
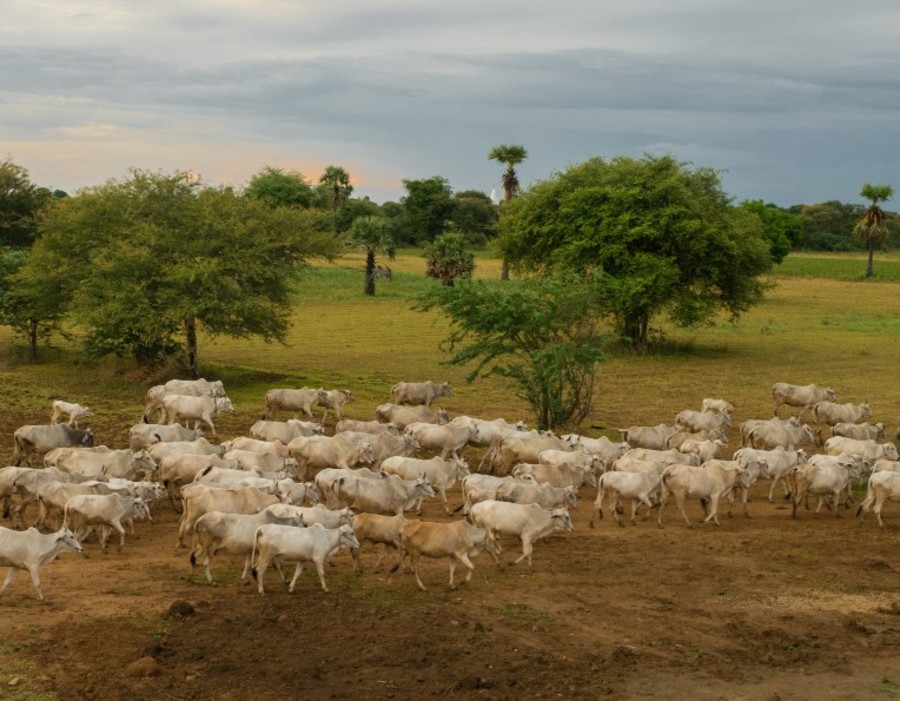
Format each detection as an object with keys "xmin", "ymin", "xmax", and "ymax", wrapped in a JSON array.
[
  {"xmin": 338, "ymin": 524, "xmax": 360, "ymax": 551},
  {"xmin": 56, "ymin": 527, "xmax": 84, "ymax": 556},
  {"xmin": 550, "ymin": 509, "xmax": 574, "ymax": 533}
]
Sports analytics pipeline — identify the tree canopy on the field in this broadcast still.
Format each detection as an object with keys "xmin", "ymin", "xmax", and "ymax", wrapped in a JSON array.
[
  {"xmin": 244, "ymin": 166, "xmax": 318, "ymax": 209},
  {"xmin": 496, "ymin": 154, "xmax": 774, "ymax": 348},
  {"xmin": 424, "ymin": 233, "xmax": 475, "ymax": 286},
  {"xmin": 347, "ymin": 215, "xmax": 394, "ymax": 296},
  {"xmin": 853, "ymin": 182, "xmax": 893, "ymax": 278},
  {"xmin": 0, "ymin": 159, "xmax": 52, "ymax": 247},
  {"xmin": 24, "ymin": 169, "xmax": 338, "ymax": 372}
]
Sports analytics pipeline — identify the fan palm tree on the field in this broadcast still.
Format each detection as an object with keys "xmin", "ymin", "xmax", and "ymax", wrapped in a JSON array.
[
  {"xmin": 348, "ymin": 216, "xmax": 394, "ymax": 296},
  {"xmin": 488, "ymin": 144, "xmax": 527, "ymax": 280},
  {"xmin": 853, "ymin": 183, "xmax": 893, "ymax": 278},
  {"xmin": 319, "ymin": 165, "xmax": 353, "ymax": 235}
]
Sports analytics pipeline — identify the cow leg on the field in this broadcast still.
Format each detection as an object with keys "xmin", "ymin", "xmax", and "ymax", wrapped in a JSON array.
[
  {"xmin": 27, "ymin": 565, "xmax": 44, "ymax": 601},
  {"xmin": 704, "ymin": 495, "xmax": 721, "ymax": 526},
  {"xmin": 254, "ymin": 557, "xmax": 270, "ymax": 595},
  {"xmin": 875, "ymin": 496, "xmax": 885, "ymax": 529},
  {"xmin": 0, "ymin": 567, "xmax": 18, "ymax": 597},
  {"xmin": 656, "ymin": 492, "xmax": 668, "ymax": 528},
  {"xmin": 448, "ymin": 557, "xmax": 457, "ymax": 589},
  {"xmin": 486, "ymin": 531, "xmax": 501, "ymax": 564},
  {"xmin": 457, "ymin": 552, "xmax": 476, "ymax": 584},
  {"xmin": 674, "ymin": 494, "xmax": 693, "ymax": 528},
  {"xmin": 288, "ymin": 561, "xmax": 305, "ymax": 592},
  {"xmin": 240, "ymin": 554, "xmax": 254, "ymax": 583},
  {"xmin": 514, "ymin": 536, "xmax": 533, "ymax": 567},
  {"xmin": 411, "ymin": 553, "xmax": 427, "ymax": 591}
]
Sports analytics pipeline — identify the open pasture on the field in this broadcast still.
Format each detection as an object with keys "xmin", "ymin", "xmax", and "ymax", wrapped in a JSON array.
[{"xmin": 0, "ymin": 253, "xmax": 899, "ymax": 700}]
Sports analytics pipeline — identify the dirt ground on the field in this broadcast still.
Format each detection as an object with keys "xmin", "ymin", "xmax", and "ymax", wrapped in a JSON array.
[{"xmin": 2, "ymin": 456, "xmax": 899, "ymax": 701}]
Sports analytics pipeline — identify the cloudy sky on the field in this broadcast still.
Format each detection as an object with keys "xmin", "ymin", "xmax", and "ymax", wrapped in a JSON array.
[{"xmin": 3, "ymin": 1, "xmax": 899, "ymax": 206}]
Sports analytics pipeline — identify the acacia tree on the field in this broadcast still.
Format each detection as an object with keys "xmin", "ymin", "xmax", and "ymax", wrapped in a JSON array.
[
  {"xmin": 423, "ymin": 233, "xmax": 475, "ymax": 286},
  {"xmin": 26, "ymin": 170, "xmax": 338, "ymax": 373},
  {"xmin": 496, "ymin": 154, "xmax": 774, "ymax": 349},
  {"xmin": 417, "ymin": 277, "xmax": 605, "ymax": 431},
  {"xmin": 488, "ymin": 144, "xmax": 527, "ymax": 280},
  {"xmin": 853, "ymin": 183, "xmax": 893, "ymax": 277},
  {"xmin": 244, "ymin": 166, "xmax": 317, "ymax": 209},
  {"xmin": 348, "ymin": 215, "xmax": 394, "ymax": 296}
]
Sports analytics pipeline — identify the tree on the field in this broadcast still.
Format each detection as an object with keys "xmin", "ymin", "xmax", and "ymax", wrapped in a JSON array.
[
  {"xmin": 853, "ymin": 183, "xmax": 893, "ymax": 278},
  {"xmin": 318, "ymin": 166, "xmax": 353, "ymax": 235},
  {"xmin": 496, "ymin": 154, "xmax": 773, "ymax": 349},
  {"xmin": 26, "ymin": 170, "xmax": 338, "ymax": 373},
  {"xmin": 423, "ymin": 233, "xmax": 475, "ymax": 286},
  {"xmin": 347, "ymin": 216, "xmax": 394, "ymax": 296},
  {"xmin": 417, "ymin": 277, "xmax": 605, "ymax": 431},
  {"xmin": 395, "ymin": 177, "xmax": 455, "ymax": 245},
  {"xmin": 790, "ymin": 200, "xmax": 865, "ymax": 251},
  {"xmin": 244, "ymin": 166, "xmax": 317, "ymax": 209},
  {"xmin": 738, "ymin": 200, "xmax": 797, "ymax": 263},
  {"xmin": 488, "ymin": 144, "xmax": 528, "ymax": 281},
  {"xmin": 0, "ymin": 159, "xmax": 52, "ymax": 247},
  {"xmin": 0, "ymin": 249, "xmax": 68, "ymax": 359},
  {"xmin": 448, "ymin": 190, "xmax": 498, "ymax": 247}
]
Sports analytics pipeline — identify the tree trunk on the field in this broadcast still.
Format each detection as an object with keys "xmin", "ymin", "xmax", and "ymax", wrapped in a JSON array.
[
  {"xmin": 185, "ymin": 317, "xmax": 198, "ymax": 379},
  {"xmin": 28, "ymin": 319, "xmax": 38, "ymax": 362},
  {"xmin": 866, "ymin": 241, "xmax": 875, "ymax": 278},
  {"xmin": 623, "ymin": 313, "xmax": 650, "ymax": 351},
  {"xmin": 364, "ymin": 249, "xmax": 376, "ymax": 296},
  {"xmin": 500, "ymin": 259, "xmax": 510, "ymax": 281}
]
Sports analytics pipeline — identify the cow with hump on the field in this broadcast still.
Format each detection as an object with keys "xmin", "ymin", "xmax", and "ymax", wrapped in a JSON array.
[{"xmin": 390, "ymin": 380, "xmax": 452, "ymax": 408}]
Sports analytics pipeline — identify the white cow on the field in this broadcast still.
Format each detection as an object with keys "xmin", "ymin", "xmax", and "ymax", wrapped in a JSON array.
[
  {"xmin": 12, "ymin": 424, "xmax": 94, "ymax": 466},
  {"xmin": 177, "ymin": 484, "xmax": 281, "ymax": 548},
  {"xmin": 265, "ymin": 503, "xmax": 355, "ymax": 530},
  {"xmin": 52, "ymin": 447, "xmax": 157, "ymax": 480},
  {"xmin": 263, "ymin": 388, "xmax": 321, "ymax": 420},
  {"xmin": 317, "ymin": 389, "xmax": 354, "ymax": 424},
  {"xmin": 395, "ymin": 519, "xmax": 488, "ymax": 590},
  {"xmin": 512, "ymin": 462, "xmax": 596, "ymax": 490},
  {"xmin": 0, "ymin": 526, "xmax": 83, "ymax": 600},
  {"xmin": 390, "ymin": 381, "xmax": 452, "ymax": 408},
  {"xmin": 337, "ymin": 431, "xmax": 420, "ymax": 470},
  {"xmin": 856, "ymin": 471, "xmax": 900, "ymax": 528},
  {"xmin": 129, "ymin": 423, "xmax": 203, "ymax": 451},
  {"xmin": 732, "ymin": 446, "xmax": 807, "ymax": 502},
  {"xmin": 273, "ymin": 480, "xmax": 320, "ymax": 506},
  {"xmin": 164, "ymin": 378, "xmax": 226, "ymax": 397},
  {"xmin": 772, "ymin": 382, "xmax": 835, "ymax": 417},
  {"xmin": 675, "ymin": 410, "xmax": 730, "ymax": 432},
  {"xmin": 50, "ymin": 400, "xmax": 93, "ymax": 428},
  {"xmin": 810, "ymin": 401, "xmax": 873, "ymax": 426},
  {"xmin": 374, "ymin": 403, "xmax": 449, "ymax": 428},
  {"xmin": 592, "ymin": 471, "xmax": 661, "ymax": 527},
  {"xmin": 223, "ymin": 449, "xmax": 296, "ymax": 476},
  {"xmin": 250, "ymin": 419, "xmax": 324, "ymax": 443},
  {"xmin": 831, "ymin": 422, "xmax": 886, "ymax": 441},
  {"xmin": 468, "ymin": 501, "xmax": 573, "ymax": 567},
  {"xmin": 621, "ymin": 448, "xmax": 699, "ymax": 467},
  {"xmin": 63, "ymin": 494, "xmax": 150, "ymax": 550},
  {"xmin": 36, "ymin": 481, "xmax": 115, "ymax": 530},
  {"xmin": 251, "ymin": 523, "xmax": 359, "ymax": 593},
  {"xmin": 824, "ymin": 437, "xmax": 899, "ymax": 463},
  {"xmin": 488, "ymin": 433, "xmax": 569, "ymax": 476},
  {"xmin": 333, "ymin": 474, "xmax": 436, "ymax": 516},
  {"xmin": 561, "ymin": 434, "xmax": 629, "ymax": 472},
  {"xmin": 160, "ymin": 395, "xmax": 234, "ymax": 436},
  {"xmin": 701, "ymin": 398, "xmax": 735, "ymax": 415},
  {"xmin": 451, "ymin": 416, "xmax": 525, "ymax": 448},
  {"xmin": 335, "ymin": 418, "xmax": 399, "ymax": 436},
  {"xmin": 681, "ymin": 439, "xmax": 727, "ymax": 463},
  {"xmin": 288, "ymin": 435, "xmax": 375, "ymax": 479},
  {"xmin": 740, "ymin": 417, "xmax": 800, "ymax": 446},
  {"xmin": 381, "ymin": 455, "xmax": 470, "ymax": 514},
  {"xmin": 404, "ymin": 422, "xmax": 477, "ymax": 460},
  {"xmin": 746, "ymin": 422, "xmax": 814, "ymax": 451},
  {"xmin": 148, "ymin": 438, "xmax": 227, "ymax": 463},
  {"xmin": 657, "ymin": 460, "xmax": 744, "ymax": 528},
  {"xmin": 618, "ymin": 424, "xmax": 680, "ymax": 450},
  {"xmin": 189, "ymin": 507, "xmax": 305, "ymax": 584},
  {"xmin": 496, "ymin": 481, "xmax": 577, "ymax": 510},
  {"xmin": 788, "ymin": 462, "xmax": 861, "ymax": 518}
]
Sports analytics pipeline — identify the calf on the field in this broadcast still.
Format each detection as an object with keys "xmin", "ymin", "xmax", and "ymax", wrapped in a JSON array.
[
  {"xmin": 0, "ymin": 526, "xmax": 83, "ymax": 600},
  {"xmin": 252, "ymin": 523, "xmax": 359, "ymax": 593},
  {"xmin": 395, "ymin": 519, "xmax": 488, "ymax": 590},
  {"xmin": 50, "ymin": 400, "xmax": 93, "ymax": 428}
]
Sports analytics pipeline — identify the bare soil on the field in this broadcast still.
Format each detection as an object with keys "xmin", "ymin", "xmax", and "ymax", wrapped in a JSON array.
[{"xmin": 2, "ymin": 466, "xmax": 899, "ymax": 701}]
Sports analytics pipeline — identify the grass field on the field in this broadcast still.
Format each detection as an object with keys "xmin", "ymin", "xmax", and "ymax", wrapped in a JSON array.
[{"xmin": 0, "ymin": 250, "xmax": 898, "ymax": 444}]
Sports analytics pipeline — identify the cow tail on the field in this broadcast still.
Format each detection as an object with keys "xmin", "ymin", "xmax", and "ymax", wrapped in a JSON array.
[{"xmin": 250, "ymin": 526, "xmax": 263, "ymax": 580}]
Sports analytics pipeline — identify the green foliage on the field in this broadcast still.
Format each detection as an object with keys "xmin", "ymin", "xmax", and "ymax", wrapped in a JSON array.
[
  {"xmin": 774, "ymin": 253, "xmax": 900, "ymax": 282},
  {"xmin": 395, "ymin": 176, "xmax": 455, "ymax": 245},
  {"xmin": 488, "ymin": 144, "xmax": 528, "ymax": 201},
  {"xmin": 423, "ymin": 233, "xmax": 475, "ymax": 286},
  {"xmin": 347, "ymin": 216, "xmax": 394, "ymax": 296},
  {"xmin": 854, "ymin": 182, "xmax": 893, "ymax": 277},
  {"xmin": 449, "ymin": 190, "xmax": 498, "ymax": 246},
  {"xmin": 790, "ymin": 200, "xmax": 865, "ymax": 251},
  {"xmin": 496, "ymin": 154, "xmax": 773, "ymax": 349},
  {"xmin": 244, "ymin": 165, "xmax": 318, "ymax": 209},
  {"xmin": 0, "ymin": 159, "xmax": 52, "ymax": 248},
  {"xmin": 26, "ymin": 169, "xmax": 338, "ymax": 371},
  {"xmin": 417, "ymin": 277, "xmax": 605, "ymax": 430},
  {"xmin": 738, "ymin": 200, "xmax": 797, "ymax": 263},
  {"xmin": 318, "ymin": 165, "xmax": 354, "ymax": 234}
]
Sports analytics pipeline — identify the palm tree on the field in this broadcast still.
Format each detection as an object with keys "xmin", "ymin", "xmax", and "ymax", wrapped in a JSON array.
[
  {"xmin": 488, "ymin": 144, "xmax": 527, "ymax": 280},
  {"xmin": 347, "ymin": 216, "xmax": 394, "ymax": 296},
  {"xmin": 319, "ymin": 165, "xmax": 353, "ymax": 235},
  {"xmin": 853, "ymin": 183, "xmax": 893, "ymax": 278}
]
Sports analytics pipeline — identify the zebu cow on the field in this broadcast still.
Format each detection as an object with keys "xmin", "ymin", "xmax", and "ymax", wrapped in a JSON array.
[
  {"xmin": 618, "ymin": 424, "xmax": 680, "ymax": 450},
  {"xmin": 317, "ymin": 389, "xmax": 354, "ymax": 424},
  {"xmin": 390, "ymin": 380, "xmax": 452, "ymax": 408},
  {"xmin": 675, "ymin": 410, "xmax": 730, "ymax": 433},
  {"xmin": 12, "ymin": 425, "xmax": 94, "ymax": 466},
  {"xmin": 147, "ymin": 438, "xmax": 227, "ymax": 463},
  {"xmin": 592, "ymin": 471, "xmax": 661, "ymax": 527},
  {"xmin": 228, "ymin": 436, "xmax": 290, "ymax": 457},
  {"xmin": 666, "ymin": 429, "xmax": 728, "ymax": 452},
  {"xmin": 287, "ymin": 435, "xmax": 375, "ymax": 479},
  {"xmin": 404, "ymin": 421, "xmax": 477, "ymax": 460},
  {"xmin": 810, "ymin": 401, "xmax": 873, "ymax": 426},
  {"xmin": 332, "ymin": 474, "xmax": 435, "ymax": 516},
  {"xmin": 621, "ymin": 448, "xmax": 699, "ymax": 467},
  {"xmin": 374, "ymin": 403, "xmax": 449, "ymax": 429},
  {"xmin": 701, "ymin": 398, "xmax": 735, "ymax": 415},
  {"xmin": 657, "ymin": 460, "xmax": 744, "ymax": 528},
  {"xmin": 680, "ymin": 439, "xmax": 727, "ymax": 463},
  {"xmin": 251, "ymin": 523, "xmax": 359, "ymax": 593},
  {"xmin": 496, "ymin": 481, "xmax": 577, "ymax": 510},
  {"xmin": 451, "ymin": 416, "xmax": 525, "ymax": 448},
  {"xmin": 381, "ymin": 456, "xmax": 470, "ymax": 513},
  {"xmin": 488, "ymin": 433, "xmax": 568, "ymax": 476},
  {"xmin": 51, "ymin": 447, "xmax": 157, "ymax": 480},
  {"xmin": 857, "ymin": 471, "xmax": 900, "ymax": 528},
  {"xmin": 250, "ymin": 419, "xmax": 325, "ymax": 444},
  {"xmin": 732, "ymin": 446, "xmax": 807, "ymax": 502},
  {"xmin": 824, "ymin": 437, "xmax": 899, "ymax": 463},
  {"xmin": 831, "ymin": 422, "xmax": 885, "ymax": 441},
  {"xmin": 159, "ymin": 454, "xmax": 238, "ymax": 510},
  {"xmin": 223, "ymin": 449, "xmax": 297, "ymax": 476},
  {"xmin": 395, "ymin": 519, "xmax": 488, "ymax": 590},
  {"xmin": 335, "ymin": 419, "xmax": 398, "ymax": 436},
  {"xmin": 561, "ymin": 434, "xmax": 629, "ymax": 472},
  {"xmin": 0, "ymin": 526, "xmax": 82, "ymax": 600},
  {"xmin": 468, "ymin": 501, "xmax": 573, "ymax": 567},
  {"xmin": 262, "ymin": 388, "xmax": 321, "ymax": 420},
  {"xmin": 50, "ymin": 400, "xmax": 93, "ymax": 428},
  {"xmin": 771, "ymin": 382, "xmax": 835, "ymax": 417},
  {"xmin": 165, "ymin": 378, "xmax": 226, "ymax": 397},
  {"xmin": 273, "ymin": 480, "xmax": 320, "ymax": 506},
  {"xmin": 36, "ymin": 481, "xmax": 115, "ymax": 530},
  {"xmin": 350, "ymin": 513, "xmax": 408, "ymax": 573},
  {"xmin": 512, "ymin": 462, "xmax": 596, "ymax": 490},
  {"xmin": 63, "ymin": 494, "xmax": 151, "ymax": 550},
  {"xmin": 746, "ymin": 422, "xmax": 814, "ymax": 451},
  {"xmin": 160, "ymin": 395, "xmax": 234, "ymax": 436},
  {"xmin": 265, "ymin": 503, "xmax": 354, "ymax": 530},
  {"xmin": 129, "ymin": 423, "xmax": 203, "ymax": 451},
  {"xmin": 337, "ymin": 431, "xmax": 419, "ymax": 470},
  {"xmin": 177, "ymin": 484, "xmax": 281, "ymax": 548},
  {"xmin": 189, "ymin": 507, "xmax": 305, "ymax": 584},
  {"xmin": 788, "ymin": 462, "xmax": 862, "ymax": 518},
  {"xmin": 739, "ymin": 417, "xmax": 799, "ymax": 446}
]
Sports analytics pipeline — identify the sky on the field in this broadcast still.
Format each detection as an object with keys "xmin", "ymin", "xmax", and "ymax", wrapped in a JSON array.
[{"xmin": 3, "ymin": 1, "xmax": 899, "ymax": 207}]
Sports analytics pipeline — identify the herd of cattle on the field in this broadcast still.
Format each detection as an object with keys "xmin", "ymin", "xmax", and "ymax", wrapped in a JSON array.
[{"xmin": 1, "ymin": 378, "xmax": 899, "ymax": 601}]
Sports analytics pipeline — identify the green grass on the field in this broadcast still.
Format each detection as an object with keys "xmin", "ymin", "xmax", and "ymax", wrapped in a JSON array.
[{"xmin": 773, "ymin": 252, "xmax": 900, "ymax": 282}]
